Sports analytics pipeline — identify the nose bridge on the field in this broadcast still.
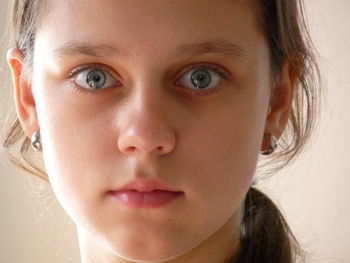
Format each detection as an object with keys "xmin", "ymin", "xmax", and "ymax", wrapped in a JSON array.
[
  {"xmin": 128, "ymin": 74, "xmax": 169, "ymax": 124},
  {"xmin": 117, "ymin": 78, "xmax": 176, "ymax": 157}
]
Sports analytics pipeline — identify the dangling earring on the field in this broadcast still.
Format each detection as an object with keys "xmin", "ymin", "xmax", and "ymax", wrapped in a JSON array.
[
  {"xmin": 31, "ymin": 132, "xmax": 43, "ymax": 152},
  {"xmin": 260, "ymin": 133, "xmax": 278, "ymax": 155}
]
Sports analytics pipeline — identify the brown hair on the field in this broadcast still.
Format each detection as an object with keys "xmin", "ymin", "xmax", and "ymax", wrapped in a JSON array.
[{"xmin": 1, "ymin": 0, "xmax": 321, "ymax": 262}]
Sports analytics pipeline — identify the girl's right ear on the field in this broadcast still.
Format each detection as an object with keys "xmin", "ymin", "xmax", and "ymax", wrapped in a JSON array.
[{"xmin": 7, "ymin": 48, "xmax": 39, "ymax": 139}]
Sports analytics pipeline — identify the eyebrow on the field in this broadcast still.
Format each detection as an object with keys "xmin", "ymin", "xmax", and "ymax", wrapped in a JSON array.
[
  {"xmin": 173, "ymin": 40, "xmax": 249, "ymax": 59},
  {"xmin": 52, "ymin": 39, "xmax": 249, "ymax": 60},
  {"xmin": 53, "ymin": 42, "xmax": 121, "ymax": 58}
]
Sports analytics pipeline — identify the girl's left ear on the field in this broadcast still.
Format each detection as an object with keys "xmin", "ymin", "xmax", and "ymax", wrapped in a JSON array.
[
  {"xmin": 7, "ymin": 48, "xmax": 39, "ymax": 139},
  {"xmin": 265, "ymin": 61, "xmax": 298, "ymax": 138}
]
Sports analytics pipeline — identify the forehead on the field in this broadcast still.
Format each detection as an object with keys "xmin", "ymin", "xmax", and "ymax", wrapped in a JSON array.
[{"xmin": 36, "ymin": 0, "xmax": 266, "ymax": 64}]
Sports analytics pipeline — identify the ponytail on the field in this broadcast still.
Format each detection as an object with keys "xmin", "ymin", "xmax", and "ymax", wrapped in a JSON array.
[{"xmin": 232, "ymin": 187, "xmax": 304, "ymax": 263}]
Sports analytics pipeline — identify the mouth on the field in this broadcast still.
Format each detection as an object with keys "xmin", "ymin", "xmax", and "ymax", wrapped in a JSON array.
[
  {"xmin": 108, "ymin": 179, "xmax": 184, "ymax": 209},
  {"xmin": 109, "ymin": 190, "xmax": 183, "ymax": 209}
]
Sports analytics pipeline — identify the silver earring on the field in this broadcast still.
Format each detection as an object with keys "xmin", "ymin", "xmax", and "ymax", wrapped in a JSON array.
[
  {"xmin": 31, "ymin": 132, "xmax": 43, "ymax": 152},
  {"xmin": 260, "ymin": 133, "xmax": 278, "ymax": 155}
]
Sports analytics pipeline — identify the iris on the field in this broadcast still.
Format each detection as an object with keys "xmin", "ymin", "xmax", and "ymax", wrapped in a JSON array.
[
  {"xmin": 191, "ymin": 68, "xmax": 212, "ymax": 89},
  {"xmin": 86, "ymin": 69, "xmax": 107, "ymax": 89}
]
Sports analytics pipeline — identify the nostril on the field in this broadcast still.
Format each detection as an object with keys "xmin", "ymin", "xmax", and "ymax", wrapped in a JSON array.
[
  {"xmin": 157, "ymin": 146, "xmax": 163, "ymax": 152},
  {"xmin": 126, "ymin": 145, "xmax": 165, "ymax": 154},
  {"xmin": 127, "ymin": 146, "xmax": 136, "ymax": 152}
]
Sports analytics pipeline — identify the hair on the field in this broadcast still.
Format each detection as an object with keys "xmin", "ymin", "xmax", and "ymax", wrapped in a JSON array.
[{"xmin": 1, "ymin": 0, "xmax": 322, "ymax": 262}]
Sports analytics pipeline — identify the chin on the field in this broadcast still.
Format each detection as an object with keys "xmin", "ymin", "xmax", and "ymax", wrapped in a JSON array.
[
  {"xmin": 114, "ymin": 251, "xmax": 186, "ymax": 263},
  {"xmin": 105, "ymin": 232, "xmax": 200, "ymax": 263}
]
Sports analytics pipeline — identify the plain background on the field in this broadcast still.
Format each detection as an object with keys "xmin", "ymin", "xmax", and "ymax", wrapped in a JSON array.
[{"xmin": 1, "ymin": 1, "xmax": 349, "ymax": 262}]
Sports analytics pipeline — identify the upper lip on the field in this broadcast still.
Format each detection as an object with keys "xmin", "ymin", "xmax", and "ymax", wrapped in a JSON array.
[{"xmin": 114, "ymin": 179, "xmax": 181, "ymax": 193}]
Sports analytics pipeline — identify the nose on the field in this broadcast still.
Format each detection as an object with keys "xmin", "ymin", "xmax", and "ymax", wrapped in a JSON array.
[{"xmin": 117, "ymin": 91, "xmax": 176, "ymax": 158}]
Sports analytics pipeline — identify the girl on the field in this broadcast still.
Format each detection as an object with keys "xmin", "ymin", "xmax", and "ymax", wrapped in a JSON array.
[{"xmin": 2, "ymin": 0, "xmax": 321, "ymax": 262}]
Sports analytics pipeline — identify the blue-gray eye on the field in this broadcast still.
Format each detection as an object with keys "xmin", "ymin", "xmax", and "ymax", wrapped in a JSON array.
[
  {"xmin": 86, "ymin": 69, "xmax": 106, "ymax": 89},
  {"xmin": 191, "ymin": 68, "xmax": 212, "ymax": 89},
  {"xmin": 178, "ymin": 67, "xmax": 222, "ymax": 91},
  {"xmin": 75, "ymin": 68, "xmax": 117, "ymax": 90}
]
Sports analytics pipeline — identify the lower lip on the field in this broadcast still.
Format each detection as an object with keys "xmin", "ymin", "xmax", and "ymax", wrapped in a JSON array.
[{"xmin": 110, "ymin": 190, "xmax": 183, "ymax": 209}]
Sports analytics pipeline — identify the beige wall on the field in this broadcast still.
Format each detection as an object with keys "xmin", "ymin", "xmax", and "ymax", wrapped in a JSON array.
[{"xmin": 1, "ymin": 1, "xmax": 349, "ymax": 262}]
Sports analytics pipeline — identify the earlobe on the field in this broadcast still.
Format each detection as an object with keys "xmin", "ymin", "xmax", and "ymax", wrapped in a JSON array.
[
  {"xmin": 7, "ymin": 48, "xmax": 39, "ymax": 138},
  {"xmin": 265, "ymin": 61, "xmax": 298, "ymax": 139}
]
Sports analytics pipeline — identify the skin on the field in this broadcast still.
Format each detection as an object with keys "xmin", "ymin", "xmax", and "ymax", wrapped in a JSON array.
[{"xmin": 7, "ymin": 0, "xmax": 296, "ymax": 262}]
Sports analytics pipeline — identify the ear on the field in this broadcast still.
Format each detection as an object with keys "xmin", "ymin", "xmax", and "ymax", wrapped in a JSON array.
[
  {"xmin": 264, "ymin": 60, "xmax": 298, "ymax": 140},
  {"xmin": 7, "ymin": 48, "xmax": 39, "ymax": 138}
]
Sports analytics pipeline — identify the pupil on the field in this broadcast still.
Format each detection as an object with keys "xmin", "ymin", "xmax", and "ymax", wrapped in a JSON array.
[
  {"xmin": 93, "ymin": 75, "xmax": 101, "ymax": 82},
  {"xmin": 191, "ymin": 69, "xmax": 211, "ymax": 89}
]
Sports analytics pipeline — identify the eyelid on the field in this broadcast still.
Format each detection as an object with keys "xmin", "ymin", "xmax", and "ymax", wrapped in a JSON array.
[
  {"xmin": 173, "ymin": 62, "xmax": 232, "ymax": 96},
  {"xmin": 67, "ymin": 62, "xmax": 231, "ymax": 96},
  {"xmin": 67, "ymin": 62, "xmax": 230, "ymax": 82},
  {"xmin": 175, "ymin": 62, "xmax": 231, "ymax": 82},
  {"xmin": 68, "ymin": 63, "xmax": 121, "ymax": 81}
]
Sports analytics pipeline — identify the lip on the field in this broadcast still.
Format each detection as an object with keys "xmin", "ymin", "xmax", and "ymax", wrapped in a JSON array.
[
  {"xmin": 109, "ymin": 179, "xmax": 183, "ymax": 209},
  {"xmin": 117, "ymin": 179, "xmax": 180, "ymax": 192}
]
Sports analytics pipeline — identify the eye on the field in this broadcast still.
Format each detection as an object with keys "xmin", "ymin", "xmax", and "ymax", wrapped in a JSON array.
[
  {"xmin": 73, "ymin": 68, "xmax": 118, "ymax": 90},
  {"xmin": 176, "ymin": 65, "xmax": 229, "ymax": 92}
]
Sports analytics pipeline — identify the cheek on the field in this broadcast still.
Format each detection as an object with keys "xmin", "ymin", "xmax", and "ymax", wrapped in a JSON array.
[
  {"xmin": 180, "ymin": 105, "xmax": 264, "ymax": 209},
  {"xmin": 172, "ymin": 93, "xmax": 267, "ymax": 228},
  {"xmin": 33, "ymin": 80, "xmax": 118, "ymax": 217}
]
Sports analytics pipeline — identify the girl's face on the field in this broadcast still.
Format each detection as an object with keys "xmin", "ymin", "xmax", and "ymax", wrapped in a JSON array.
[{"xmin": 12, "ymin": 0, "xmax": 284, "ymax": 262}]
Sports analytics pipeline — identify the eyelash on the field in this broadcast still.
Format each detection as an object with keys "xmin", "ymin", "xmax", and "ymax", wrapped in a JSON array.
[
  {"xmin": 68, "ymin": 64, "xmax": 120, "ymax": 95},
  {"xmin": 175, "ymin": 63, "xmax": 231, "ymax": 97},
  {"xmin": 67, "ymin": 63, "xmax": 231, "ymax": 97}
]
